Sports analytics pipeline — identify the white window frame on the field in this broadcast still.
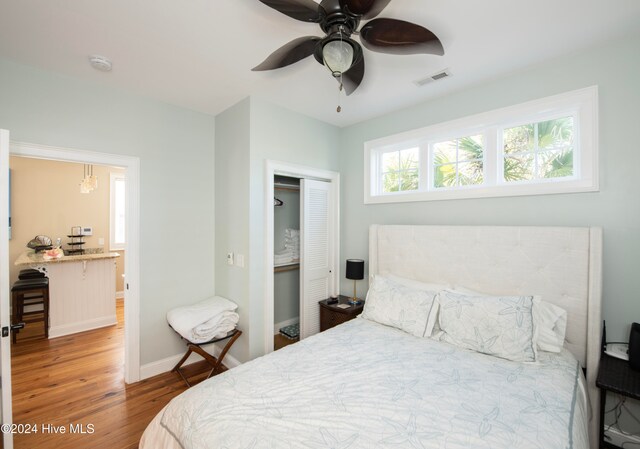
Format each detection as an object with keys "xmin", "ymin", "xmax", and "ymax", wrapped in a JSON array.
[
  {"xmin": 373, "ymin": 144, "xmax": 422, "ymax": 194},
  {"xmin": 110, "ymin": 172, "xmax": 126, "ymax": 251},
  {"xmin": 364, "ymin": 86, "xmax": 598, "ymax": 204}
]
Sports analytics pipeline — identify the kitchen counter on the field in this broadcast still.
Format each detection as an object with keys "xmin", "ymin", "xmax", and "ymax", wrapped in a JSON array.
[
  {"xmin": 14, "ymin": 249, "xmax": 120, "ymax": 266},
  {"xmin": 13, "ymin": 249, "xmax": 120, "ymax": 338}
]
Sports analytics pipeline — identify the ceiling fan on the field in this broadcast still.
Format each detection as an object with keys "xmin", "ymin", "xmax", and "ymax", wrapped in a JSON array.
[{"xmin": 252, "ymin": 0, "xmax": 444, "ymax": 97}]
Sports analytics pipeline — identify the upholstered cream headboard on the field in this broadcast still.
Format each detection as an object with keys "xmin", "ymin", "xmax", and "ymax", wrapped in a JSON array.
[{"xmin": 369, "ymin": 225, "xmax": 603, "ymax": 448}]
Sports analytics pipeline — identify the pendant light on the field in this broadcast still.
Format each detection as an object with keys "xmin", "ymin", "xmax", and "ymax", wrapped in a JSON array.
[{"xmin": 80, "ymin": 164, "xmax": 98, "ymax": 193}]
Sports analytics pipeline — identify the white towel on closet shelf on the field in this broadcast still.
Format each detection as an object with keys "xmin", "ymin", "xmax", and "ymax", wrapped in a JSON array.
[
  {"xmin": 274, "ymin": 247, "xmax": 296, "ymax": 265},
  {"xmin": 167, "ymin": 296, "xmax": 239, "ymax": 343},
  {"xmin": 283, "ymin": 228, "xmax": 300, "ymax": 260}
]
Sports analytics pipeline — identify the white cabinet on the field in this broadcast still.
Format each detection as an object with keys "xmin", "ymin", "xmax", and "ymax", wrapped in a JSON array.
[{"xmin": 45, "ymin": 258, "xmax": 117, "ymax": 338}]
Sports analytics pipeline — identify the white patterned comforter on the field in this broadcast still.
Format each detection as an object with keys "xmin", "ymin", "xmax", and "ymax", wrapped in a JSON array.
[{"xmin": 147, "ymin": 317, "xmax": 588, "ymax": 449}]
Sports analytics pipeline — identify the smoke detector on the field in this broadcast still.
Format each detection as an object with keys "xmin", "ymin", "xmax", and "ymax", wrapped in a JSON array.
[
  {"xmin": 89, "ymin": 55, "xmax": 112, "ymax": 72},
  {"xmin": 414, "ymin": 68, "xmax": 451, "ymax": 87}
]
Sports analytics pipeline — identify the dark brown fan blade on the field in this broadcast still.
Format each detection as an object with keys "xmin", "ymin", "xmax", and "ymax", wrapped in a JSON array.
[
  {"xmin": 339, "ymin": 0, "xmax": 391, "ymax": 19},
  {"xmin": 360, "ymin": 18, "xmax": 444, "ymax": 55},
  {"xmin": 257, "ymin": 0, "xmax": 324, "ymax": 23},
  {"xmin": 319, "ymin": 0, "xmax": 342, "ymax": 14},
  {"xmin": 341, "ymin": 52, "xmax": 364, "ymax": 95},
  {"xmin": 253, "ymin": 36, "xmax": 322, "ymax": 71}
]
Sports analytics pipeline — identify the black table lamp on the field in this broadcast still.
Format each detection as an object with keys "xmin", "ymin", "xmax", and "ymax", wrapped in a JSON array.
[{"xmin": 346, "ymin": 259, "xmax": 365, "ymax": 305}]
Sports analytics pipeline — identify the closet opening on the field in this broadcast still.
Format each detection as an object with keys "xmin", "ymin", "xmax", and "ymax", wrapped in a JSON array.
[
  {"xmin": 273, "ymin": 176, "xmax": 300, "ymax": 350},
  {"xmin": 263, "ymin": 160, "xmax": 340, "ymax": 355}
]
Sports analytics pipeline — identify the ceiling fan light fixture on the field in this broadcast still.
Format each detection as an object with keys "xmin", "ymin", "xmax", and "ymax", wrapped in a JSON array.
[
  {"xmin": 322, "ymin": 39, "xmax": 354, "ymax": 77},
  {"xmin": 253, "ymin": 0, "xmax": 444, "ymax": 96}
]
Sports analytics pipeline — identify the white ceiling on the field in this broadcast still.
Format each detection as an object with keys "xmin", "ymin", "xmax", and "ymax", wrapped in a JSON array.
[{"xmin": 1, "ymin": 0, "xmax": 639, "ymax": 127}]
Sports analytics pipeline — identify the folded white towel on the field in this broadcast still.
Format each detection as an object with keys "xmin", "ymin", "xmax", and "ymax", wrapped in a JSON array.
[
  {"xmin": 192, "ymin": 311, "xmax": 239, "ymax": 342},
  {"xmin": 167, "ymin": 296, "xmax": 238, "ymax": 342}
]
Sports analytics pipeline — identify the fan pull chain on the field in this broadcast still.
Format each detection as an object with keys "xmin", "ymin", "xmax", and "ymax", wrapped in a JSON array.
[
  {"xmin": 337, "ymin": 76, "xmax": 343, "ymax": 113},
  {"xmin": 336, "ymin": 27, "xmax": 345, "ymax": 113}
]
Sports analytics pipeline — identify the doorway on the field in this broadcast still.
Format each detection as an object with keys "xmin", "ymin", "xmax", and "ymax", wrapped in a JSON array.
[
  {"xmin": 264, "ymin": 160, "xmax": 340, "ymax": 355},
  {"xmin": 8, "ymin": 156, "xmax": 126, "ymax": 335},
  {"xmin": 9, "ymin": 141, "xmax": 140, "ymax": 383}
]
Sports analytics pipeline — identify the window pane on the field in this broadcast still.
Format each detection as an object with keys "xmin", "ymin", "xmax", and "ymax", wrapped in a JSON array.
[
  {"xmin": 504, "ymin": 124, "xmax": 534, "ymax": 154},
  {"xmin": 382, "ymin": 172, "xmax": 399, "ymax": 192},
  {"xmin": 538, "ymin": 117, "xmax": 573, "ymax": 150},
  {"xmin": 400, "ymin": 148, "xmax": 419, "ymax": 170},
  {"xmin": 382, "ymin": 152, "xmax": 399, "ymax": 172},
  {"xmin": 433, "ymin": 140, "xmax": 457, "ymax": 164},
  {"xmin": 380, "ymin": 148, "xmax": 419, "ymax": 194},
  {"xmin": 458, "ymin": 135, "xmax": 484, "ymax": 161},
  {"xmin": 458, "ymin": 161, "xmax": 484, "ymax": 185},
  {"xmin": 399, "ymin": 170, "xmax": 419, "ymax": 191},
  {"xmin": 503, "ymin": 155, "xmax": 534, "ymax": 182},
  {"xmin": 114, "ymin": 178, "xmax": 125, "ymax": 244},
  {"xmin": 539, "ymin": 149, "xmax": 574, "ymax": 179},
  {"xmin": 434, "ymin": 163, "xmax": 456, "ymax": 188}
]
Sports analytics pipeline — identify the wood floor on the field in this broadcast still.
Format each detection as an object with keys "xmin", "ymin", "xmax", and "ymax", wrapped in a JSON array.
[
  {"xmin": 274, "ymin": 333, "xmax": 298, "ymax": 351},
  {"xmin": 11, "ymin": 299, "xmax": 216, "ymax": 449}
]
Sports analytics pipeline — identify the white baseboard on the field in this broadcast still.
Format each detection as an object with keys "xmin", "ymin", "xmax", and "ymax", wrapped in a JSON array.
[
  {"xmin": 49, "ymin": 315, "xmax": 117, "ymax": 339},
  {"xmin": 140, "ymin": 343, "xmax": 242, "ymax": 380},
  {"xmin": 275, "ymin": 317, "xmax": 299, "ymax": 333},
  {"xmin": 116, "ymin": 291, "xmax": 124, "ymax": 299}
]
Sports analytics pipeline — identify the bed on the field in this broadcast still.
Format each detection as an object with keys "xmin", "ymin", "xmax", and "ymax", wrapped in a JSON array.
[{"xmin": 141, "ymin": 225, "xmax": 602, "ymax": 449}]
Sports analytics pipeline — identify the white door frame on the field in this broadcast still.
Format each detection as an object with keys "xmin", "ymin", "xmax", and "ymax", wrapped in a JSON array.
[
  {"xmin": 9, "ymin": 141, "xmax": 141, "ymax": 383},
  {"xmin": 1, "ymin": 129, "xmax": 14, "ymax": 448},
  {"xmin": 264, "ymin": 160, "xmax": 340, "ymax": 355}
]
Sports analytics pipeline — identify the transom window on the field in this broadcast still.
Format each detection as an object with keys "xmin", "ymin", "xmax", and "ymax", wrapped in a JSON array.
[
  {"xmin": 502, "ymin": 116, "xmax": 574, "ymax": 183},
  {"xmin": 364, "ymin": 87, "xmax": 597, "ymax": 204},
  {"xmin": 433, "ymin": 135, "xmax": 484, "ymax": 188},
  {"xmin": 380, "ymin": 147, "xmax": 419, "ymax": 193}
]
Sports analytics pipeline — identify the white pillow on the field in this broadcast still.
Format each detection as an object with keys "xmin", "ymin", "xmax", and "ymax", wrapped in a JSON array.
[
  {"xmin": 361, "ymin": 275, "xmax": 439, "ymax": 338},
  {"xmin": 436, "ymin": 291, "xmax": 537, "ymax": 362},
  {"xmin": 384, "ymin": 274, "xmax": 451, "ymax": 293},
  {"xmin": 532, "ymin": 298, "xmax": 567, "ymax": 353},
  {"xmin": 450, "ymin": 286, "xmax": 568, "ymax": 353},
  {"xmin": 381, "ymin": 275, "xmax": 454, "ymax": 339}
]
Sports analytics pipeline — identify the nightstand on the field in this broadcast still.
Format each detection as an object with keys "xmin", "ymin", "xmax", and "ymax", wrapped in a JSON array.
[
  {"xmin": 596, "ymin": 353, "xmax": 640, "ymax": 448},
  {"xmin": 318, "ymin": 295, "xmax": 365, "ymax": 331}
]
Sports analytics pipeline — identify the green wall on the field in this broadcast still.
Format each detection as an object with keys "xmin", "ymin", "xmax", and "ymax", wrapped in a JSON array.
[
  {"xmin": 214, "ymin": 97, "xmax": 341, "ymax": 360},
  {"xmin": 214, "ymin": 98, "xmax": 251, "ymax": 362},
  {"xmin": 338, "ymin": 33, "xmax": 640, "ymax": 342},
  {"xmin": 0, "ymin": 58, "xmax": 216, "ymax": 365},
  {"xmin": 248, "ymin": 98, "xmax": 341, "ymax": 358}
]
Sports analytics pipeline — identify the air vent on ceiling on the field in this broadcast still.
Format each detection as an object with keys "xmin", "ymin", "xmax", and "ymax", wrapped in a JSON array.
[{"xmin": 414, "ymin": 69, "xmax": 451, "ymax": 87}]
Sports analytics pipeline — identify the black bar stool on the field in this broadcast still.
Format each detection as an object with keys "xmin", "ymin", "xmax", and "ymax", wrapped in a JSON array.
[
  {"xmin": 18, "ymin": 269, "xmax": 46, "ymax": 280},
  {"xmin": 11, "ymin": 278, "xmax": 49, "ymax": 343}
]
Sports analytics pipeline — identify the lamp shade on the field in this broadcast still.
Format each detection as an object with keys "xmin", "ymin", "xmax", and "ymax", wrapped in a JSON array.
[
  {"xmin": 346, "ymin": 259, "xmax": 364, "ymax": 280},
  {"xmin": 322, "ymin": 40, "xmax": 354, "ymax": 77}
]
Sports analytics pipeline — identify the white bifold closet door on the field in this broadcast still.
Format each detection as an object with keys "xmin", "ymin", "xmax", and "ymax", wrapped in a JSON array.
[{"xmin": 299, "ymin": 179, "xmax": 333, "ymax": 340}]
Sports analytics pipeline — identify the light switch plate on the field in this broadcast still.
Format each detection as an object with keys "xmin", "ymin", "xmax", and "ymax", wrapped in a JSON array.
[
  {"xmin": 236, "ymin": 254, "xmax": 244, "ymax": 268},
  {"xmin": 98, "ymin": 237, "xmax": 104, "ymax": 246},
  {"xmin": 227, "ymin": 253, "xmax": 234, "ymax": 265}
]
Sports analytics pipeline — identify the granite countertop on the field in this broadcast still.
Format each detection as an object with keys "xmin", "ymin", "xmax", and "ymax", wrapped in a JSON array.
[{"xmin": 14, "ymin": 249, "xmax": 120, "ymax": 266}]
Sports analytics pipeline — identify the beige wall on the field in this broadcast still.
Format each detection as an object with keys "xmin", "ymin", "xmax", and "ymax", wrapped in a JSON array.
[{"xmin": 9, "ymin": 156, "xmax": 125, "ymax": 292}]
